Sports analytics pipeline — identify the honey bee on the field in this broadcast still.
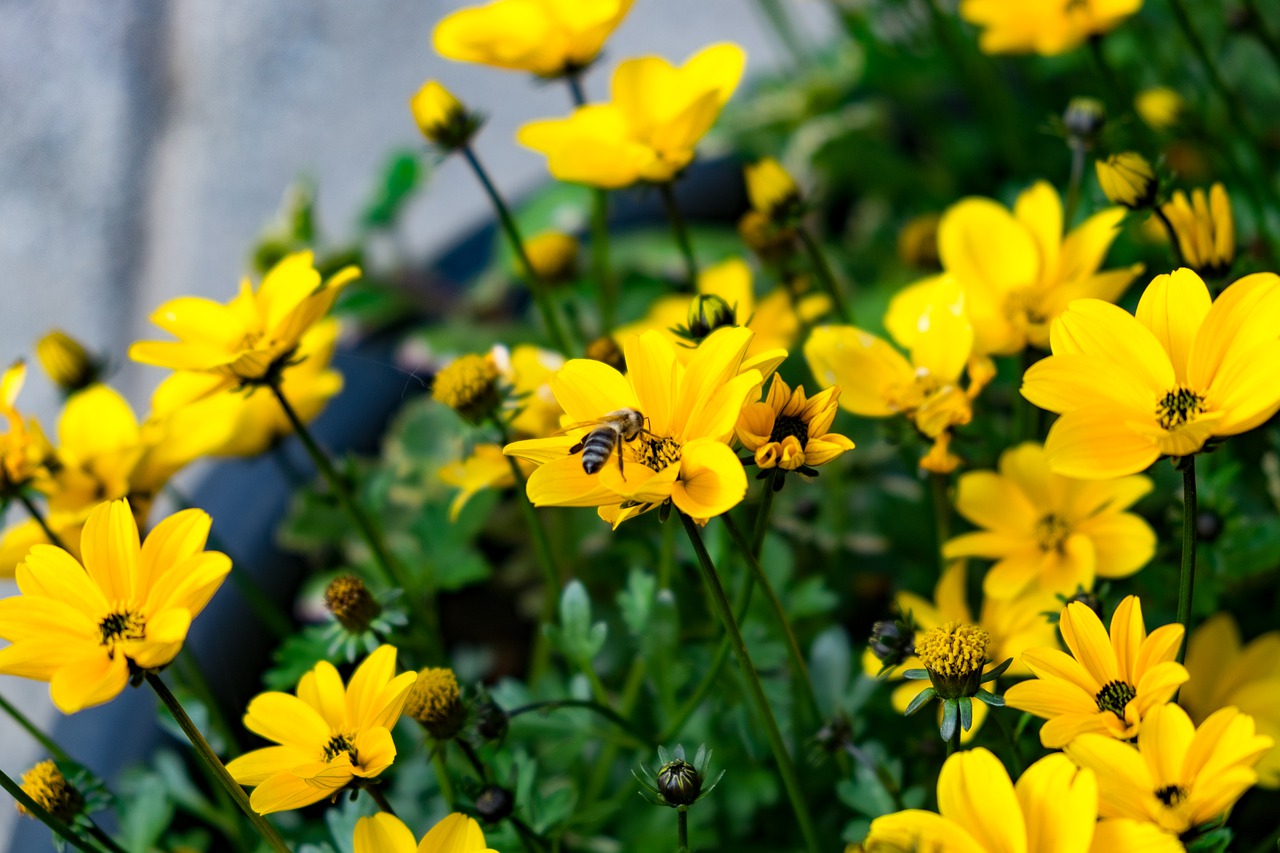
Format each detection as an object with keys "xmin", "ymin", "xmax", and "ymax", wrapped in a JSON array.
[{"xmin": 565, "ymin": 408, "xmax": 649, "ymax": 478}]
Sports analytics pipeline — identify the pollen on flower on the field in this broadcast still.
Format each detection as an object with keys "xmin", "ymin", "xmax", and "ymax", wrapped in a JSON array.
[
  {"xmin": 98, "ymin": 610, "xmax": 145, "ymax": 646},
  {"xmin": 322, "ymin": 732, "xmax": 357, "ymax": 763},
  {"xmin": 1033, "ymin": 513, "xmax": 1071, "ymax": 552},
  {"xmin": 405, "ymin": 667, "xmax": 466, "ymax": 739},
  {"xmin": 324, "ymin": 575, "xmax": 381, "ymax": 633},
  {"xmin": 914, "ymin": 621, "xmax": 989, "ymax": 679},
  {"xmin": 1155, "ymin": 784, "xmax": 1188, "ymax": 807},
  {"xmin": 1156, "ymin": 388, "xmax": 1206, "ymax": 431},
  {"xmin": 18, "ymin": 760, "xmax": 83, "ymax": 823},
  {"xmin": 432, "ymin": 354, "xmax": 501, "ymax": 422},
  {"xmin": 1094, "ymin": 679, "xmax": 1136, "ymax": 718},
  {"xmin": 633, "ymin": 435, "xmax": 682, "ymax": 472}
]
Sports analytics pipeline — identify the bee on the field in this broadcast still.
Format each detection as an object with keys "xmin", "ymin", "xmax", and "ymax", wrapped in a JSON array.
[{"xmin": 566, "ymin": 408, "xmax": 649, "ymax": 478}]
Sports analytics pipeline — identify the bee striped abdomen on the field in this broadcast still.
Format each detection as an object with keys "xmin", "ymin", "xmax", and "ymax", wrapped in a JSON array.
[{"xmin": 581, "ymin": 428, "xmax": 620, "ymax": 474}]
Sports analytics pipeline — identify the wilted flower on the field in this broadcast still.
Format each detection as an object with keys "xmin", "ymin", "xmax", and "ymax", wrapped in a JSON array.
[
  {"xmin": 433, "ymin": 353, "xmax": 502, "ymax": 423},
  {"xmin": 1063, "ymin": 97, "xmax": 1106, "ymax": 150}
]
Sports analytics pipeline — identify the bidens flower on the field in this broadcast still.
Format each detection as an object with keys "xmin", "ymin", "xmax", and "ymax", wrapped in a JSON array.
[
  {"xmin": 943, "ymin": 442, "xmax": 1155, "ymax": 599},
  {"xmin": 504, "ymin": 327, "xmax": 765, "ymax": 526},
  {"xmin": 129, "ymin": 251, "xmax": 359, "ymax": 391},
  {"xmin": 0, "ymin": 499, "xmax": 230, "ymax": 713},
  {"xmin": 433, "ymin": 0, "xmax": 633, "ymax": 78},
  {"xmin": 959, "ymin": 0, "xmax": 1143, "ymax": 56},
  {"xmin": 1005, "ymin": 596, "xmax": 1187, "ymax": 747},
  {"xmin": 1022, "ymin": 269, "xmax": 1280, "ymax": 478},
  {"xmin": 518, "ymin": 43, "xmax": 745, "ymax": 188},
  {"xmin": 1161, "ymin": 184, "xmax": 1235, "ymax": 280},
  {"xmin": 736, "ymin": 375, "xmax": 854, "ymax": 473},
  {"xmin": 226, "ymin": 645, "xmax": 416, "ymax": 814},
  {"xmin": 1096, "ymin": 152, "xmax": 1157, "ymax": 210},
  {"xmin": 355, "ymin": 813, "xmax": 497, "ymax": 853}
]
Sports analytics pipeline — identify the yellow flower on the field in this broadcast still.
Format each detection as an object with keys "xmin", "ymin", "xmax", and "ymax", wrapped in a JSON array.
[
  {"xmin": 1066, "ymin": 702, "xmax": 1273, "ymax": 836},
  {"xmin": 130, "ymin": 251, "xmax": 359, "ymax": 390},
  {"xmin": 404, "ymin": 667, "xmax": 466, "ymax": 739},
  {"xmin": 433, "ymin": 353, "xmax": 502, "ymax": 423},
  {"xmin": 355, "ymin": 812, "xmax": 497, "ymax": 853},
  {"xmin": 518, "ymin": 43, "xmax": 746, "ymax": 188},
  {"xmin": 943, "ymin": 442, "xmax": 1155, "ymax": 599},
  {"xmin": 35, "ymin": 330, "xmax": 99, "ymax": 394},
  {"xmin": 524, "ymin": 231, "xmax": 580, "ymax": 285},
  {"xmin": 439, "ymin": 443, "xmax": 529, "ymax": 521},
  {"xmin": 866, "ymin": 561, "xmax": 1060, "ymax": 744},
  {"xmin": 504, "ymin": 327, "xmax": 764, "ymax": 526},
  {"xmin": 745, "ymin": 157, "xmax": 801, "ymax": 222},
  {"xmin": 897, "ymin": 213, "xmax": 941, "ymax": 271},
  {"xmin": 736, "ymin": 374, "xmax": 854, "ymax": 471},
  {"xmin": 0, "ymin": 499, "xmax": 230, "ymax": 713},
  {"xmin": 1161, "ymin": 184, "xmax": 1235, "ymax": 280},
  {"xmin": 498, "ymin": 344, "xmax": 566, "ymax": 439},
  {"xmin": 433, "ymin": 0, "xmax": 633, "ymax": 78},
  {"xmin": 1181, "ymin": 613, "xmax": 1280, "ymax": 788},
  {"xmin": 806, "ymin": 281, "xmax": 992, "ymax": 473},
  {"xmin": 0, "ymin": 361, "xmax": 54, "ymax": 494},
  {"xmin": 409, "ymin": 80, "xmax": 481, "ymax": 150},
  {"xmin": 891, "ymin": 181, "xmax": 1142, "ymax": 355},
  {"xmin": 1005, "ymin": 596, "xmax": 1187, "ymax": 747},
  {"xmin": 1136, "ymin": 87, "xmax": 1185, "ymax": 132},
  {"xmin": 1095, "ymin": 152, "xmax": 1157, "ymax": 210},
  {"xmin": 958, "ymin": 0, "xmax": 1143, "ymax": 56},
  {"xmin": 17, "ymin": 760, "xmax": 84, "ymax": 823},
  {"xmin": 226, "ymin": 645, "xmax": 416, "ymax": 814},
  {"xmin": 1022, "ymin": 269, "xmax": 1280, "ymax": 478}
]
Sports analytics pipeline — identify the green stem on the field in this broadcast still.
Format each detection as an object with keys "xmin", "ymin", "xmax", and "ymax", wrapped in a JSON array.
[
  {"xmin": 752, "ymin": 470, "xmax": 780, "ymax": 557},
  {"xmin": 1153, "ymin": 206, "xmax": 1186, "ymax": 269},
  {"xmin": 455, "ymin": 738, "xmax": 490, "ymax": 780},
  {"xmin": 1063, "ymin": 145, "xmax": 1086, "ymax": 228},
  {"xmin": 503, "ymin": 452, "xmax": 560, "ymax": 682},
  {"xmin": 591, "ymin": 189, "xmax": 615, "ymax": 333},
  {"xmin": 658, "ymin": 182, "xmax": 699, "ymax": 286},
  {"xmin": 722, "ymin": 514, "xmax": 821, "ymax": 725},
  {"xmin": 946, "ymin": 723, "xmax": 960, "ymax": 756},
  {"xmin": 797, "ymin": 225, "xmax": 853, "ymax": 323},
  {"xmin": 0, "ymin": 766, "xmax": 98, "ymax": 852},
  {"xmin": 268, "ymin": 382, "xmax": 442, "ymax": 660},
  {"xmin": 1176, "ymin": 457, "xmax": 1198, "ymax": 665},
  {"xmin": 87, "ymin": 821, "xmax": 130, "ymax": 853},
  {"xmin": 146, "ymin": 673, "xmax": 290, "ymax": 853},
  {"xmin": 366, "ymin": 783, "xmax": 396, "ymax": 816},
  {"xmin": 432, "ymin": 743, "xmax": 456, "ymax": 809},
  {"xmin": 461, "ymin": 146, "xmax": 573, "ymax": 355},
  {"xmin": 18, "ymin": 493, "xmax": 66, "ymax": 551},
  {"xmin": 678, "ymin": 513, "xmax": 820, "ymax": 853},
  {"xmin": 0, "ymin": 693, "xmax": 69, "ymax": 761},
  {"xmin": 930, "ymin": 472, "xmax": 951, "ymax": 572},
  {"xmin": 677, "ymin": 807, "xmax": 690, "ymax": 853}
]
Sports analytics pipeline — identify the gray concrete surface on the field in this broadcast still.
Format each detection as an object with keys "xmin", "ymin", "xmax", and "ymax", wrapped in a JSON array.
[{"xmin": 0, "ymin": 0, "xmax": 832, "ymax": 846}]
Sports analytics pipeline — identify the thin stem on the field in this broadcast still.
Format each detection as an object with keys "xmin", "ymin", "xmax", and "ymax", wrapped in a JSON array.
[
  {"xmin": 508, "ymin": 699, "xmax": 650, "ymax": 745},
  {"xmin": 1242, "ymin": 0, "xmax": 1280, "ymax": 71},
  {"xmin": 930, "ymin": 472, "xmax": 951, "ymax": 573},
  {"xmin": 18, "ymin": 493, "xmax": 66, "ymax": 551},
  {"xmin": 456, "ymin": 738, "xmax": 490, "ymax": 780},
  {"xmin": 0, "ymin": 766, "xmax": 98, "ymax": 852},
  {"xmin": 461, "ymin": 146, "xmax": 573, "ymax": 354},
  {"xmin": 432, "ymin": 743, "xmax": 456, "ymax": 809},
  {"xmin": 678, "ymin": 513, "xmax": 820, "ymax": 853},
  {"xmin": 146, "ymin": 673, "xmax": 290, "ymax": 853},
  {"xmin": 677, "ymin": 807, "xmax": 690, "ymax": 853},
  {"xmin": 752, "ymin": 470, "xmax": 780, "ymax": 557},
  {"xmin": 591, "ymin": 189, "xmax": 615, "ymax": 333},
  {"xmin": 87, "ymin": 821, "xmax": 130, "ymax": 853},
  {"xmin": 0, "ymin": 693, "xmax": 69, "ymax": 761},
  {"xmin": 511, "ymin": 816, "xmax": 551, "ymax": 852},
  {"xmin": 946, "ymin": 723, "xmax": 960, "ymax": 757},
  {"xmin": 1153, "ymin": 207, "xmax": 1186, "ymax": 269},
  {"xmin": 1063, "ymin": 145, "xmax": 1086, "ymax": 228},
  {"xmin": 566, "ymin": 74, "xmax": 588, "ymax": 107},
  {"xmin": 797, "ymin": 225, "xmax": 853, "ymax": 323},
  {"xmin": 366, "ymin": 783, "xmax": 396, "ymax": 816},
  {"xmin": 658, "ymin": 182, "xmax": 699, "ymax": 286},
  {"xmin": 1176, "ymin": 457, "xmax": 1198, "ymax": 665},
  {"xmin": 503, "ymin": 452, "xmax": 560, "ymax": 682}
]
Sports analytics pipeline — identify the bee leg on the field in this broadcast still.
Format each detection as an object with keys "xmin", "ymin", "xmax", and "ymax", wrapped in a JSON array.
[
  {"xmin": 616, "ymin": 442, "xmax": 627, "ymax": 482},
  {"xmin": 569, "ymin": 440, "xmax": 584, "ymax": 455}
]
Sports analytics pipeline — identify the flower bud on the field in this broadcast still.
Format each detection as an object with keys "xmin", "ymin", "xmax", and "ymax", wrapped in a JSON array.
[
  {"xmin": 738, "ymin": 210, "xmax": 795, "ymax": 266},
  {"xmin": 1095, "ymin": 152, "xmax": 1158, "ymax": 210},
  {"xmin": 585, "ymin": 336, "xmax": 625, "ymax": 371},
  {"xmin": 35, "ymin": 330, "xmax": 99, "ymax": 394},
  {"xmin": 656, "ymin": 757, "xmax": 701, "ymax": 806},
  {"xmin": 745, "ymin": 158, "xmax": 802, "ymax": 222},
  {"xmin": 17, "ymin": 761, "xmax": 84, "ymax": 824},
  {"xmin": 432, "ymin": 354, "xmax": 502, "ymax": 423},
  {"xmin": 410, "ymin": 80, "xmax": 481, "ymax": 149},
  {"xmin": 896, "ymin": 214, "xmax": 941, "ymax": 271},
  {"xmin": 1063, "ymin": 97, "xmax": 1106, "ymax": 150},
  {"xmin": 474, "ymin": 700, "xmax": 509, "ymax": 743},
  {"xmin": 524, "ymin": 231, "xmax": 579, "ymax": 285},
  {"xmin": 1135, "ymin": 87, "xmax": 1184, "ymax": 133},
  {"xmin": 404, "ymin": 667, "xmax": 467, "ymax": 739},
  {"xmin": 323, "ymin": 575, "xmax": 381, "ymax": 633},
  {"xmin": 1065, "ymin": 590, "xmax": 1104, "ymax": 619},
  {"xmin": 684, "ymin": 294, "xmax": 736, "ymax": 341},
  {"xmin": 475, "ymin": 785, "xmax": 514, "ymax": 822},
  {"xmin": 914, "ymin": 620, "xmax": 989, "ymax": 700},
  {"xmin": 869, "ymin": 618, "xmax": 915, "ymax": 670}
]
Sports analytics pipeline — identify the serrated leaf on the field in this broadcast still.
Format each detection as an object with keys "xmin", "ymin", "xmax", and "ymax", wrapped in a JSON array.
[{"xmin": 617, "ymin": 569, "xmax": 656, "ymax": 637}]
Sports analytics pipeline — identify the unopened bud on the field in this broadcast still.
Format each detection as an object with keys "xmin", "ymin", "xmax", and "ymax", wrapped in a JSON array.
[{"xmin": 1096, "ymin": 152, "xmax": 1158, "ymax": 210}]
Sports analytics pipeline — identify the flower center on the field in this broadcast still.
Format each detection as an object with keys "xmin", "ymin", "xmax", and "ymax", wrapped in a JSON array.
[
  {"xmin": 1034, "ymin": 513, "xmax": 1071, "ymax": 552},
  {"xmin": 1004, "ymin": 289, "xmax": 1048, "ymax": 328},
  {"xmin": 1094, "ymin": 679, "xmax": 1136, "ymax": 718},
  {"xmin": 322, "ymin": 733, "xmax": 358, "ymax": 764},
  {"xmin": 1154, "ymin": 784, "xmax": 1188, "ymax": 807},
  {"xmin": 768, "ymin": 414, "xmax": 810, "ymax": 447},
  {"xmin": 1155, "ymin": 388, "xmax": 1206, "ymax": 431},
  {"xmin": 98, "ymin": 610, "xmax": 146, "ymax": 647},
  {"xmin": 633, "ymin": 435, "xmax": 682, "ymax": 472},
  {"xmin": 914, "ymin": 620, "xmax": 989, "ymax": 699}
]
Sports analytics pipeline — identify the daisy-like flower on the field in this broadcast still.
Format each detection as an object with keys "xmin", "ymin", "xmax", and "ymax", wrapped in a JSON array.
[
  {"xmin": 355, "ymin": 812, "xmax": 497, "ymax": 853},
  {"xmin": 1066, "ymin": 702, "xmax": 1273, "ymax": 837},
  {"xmin": 0, "ymin": 361, "xmax": 54, "ymax": 495},
  {"xmin": 226, "ymin": 644, "xmax": 416, "ymax": 814},
  {"xmin": 504, "ymin": 327, "xmax": 765, "ymax": 527},
  {"xmin": 1160, "ymin": 185, "xmax": 1235, "ymax": 280},
  {"xmin": 864, "ymin": 748, "xmax": 1180, "ymax": 853},
  {"xmin": 1022, "ymin": 269, "xmax": 1280, "ymax": 478},
  {"xmin": 805, "ymin": 281, "xmax": 994, "ymax": 473},
  {"xmin": 736, "ymin": 374, "xmax": 854, "ymax": 473},
  {"xmin": 0, "ymin": 499, "xmax": 230, "ymax": 713},
  {"xmin": 888, "ymin": 181, "xmax": 1142, "ymax": 355},
  {"xmin": 943, "ymin": 442, "xmax": 1156, "ymax": 600},
  {"xmin": 129, "ymin": 251, "xmax": 359, "ymax": 392},
  {"xmin": 433, "ymin": 0, "xmax": 633, "ymax": 78},
  {"xmin": 518, "ymin": 43, "xmax": 745, "ymax": 189},
  {"xmin": 1005, "ymin": 596, "xmax": 1188, "ymax": 748},
  {"xmin": 866, "ymin": 561, "xmax": 1060, "ymax": 744},
  {"xmin": 958, "ymin": 0, "xmax": 1143, "ymax": 56},
  {"xmin": 1182, "ymin": 613, "xmax": 1280, "ymax": 788}
]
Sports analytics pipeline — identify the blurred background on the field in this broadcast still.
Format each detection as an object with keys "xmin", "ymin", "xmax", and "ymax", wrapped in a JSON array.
[{"xmin": 0, "ymin": 0, "xmax": 833, "ymax": 846}]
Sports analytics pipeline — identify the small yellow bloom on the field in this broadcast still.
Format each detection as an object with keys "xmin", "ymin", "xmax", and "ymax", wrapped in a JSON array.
[
  {"xmin": 1022, "ymin": 269, "xmax": 1280, "ymax": 478},
  {"xmin": 1095, "ymin": 152, "xmax": 1157, "ymax": 210},
  {"xmin": 439, "ymin": 443, "xmax": 529, "ymax": 521},
  {"xmin": 891, "ymin": 181, "xmax": 1142, "ymax": 355},
  {"xmin": 1005, "ymin": 596, "xmax": 1187, "ymax": 747},
  {"xmin": 409, "ymin": 80, "xmax": 481, "ymax": 149},
  {"xmin": 1067, "ymin": 702, "xmax": 1273, "ymax": 836},
  {"xmin": 0, "ymin": 361, "xmax": 54, "ymax": 495},
  {"xmin": 524, "ymin": 231, "xmax": 580, "ymax": 284},
  {"xmin": 433, "ymin": 353, "xmax": 502, "ymax": 422},
  {"xmin": 0, "ymin": 499, "xmax": 230, "ymax": 713},
  {"xmin": 959, "ymin": 0, "xmax": 1143, "ymax": 56},
  {"xmin": 1161, "ymin": 184, "xmax": 1235, "ymax": 279},
  {"xmin": 744, "ymin": 157, "xmax": 801, "ymax": 222},
  {"xmin": 806, "ymin": 281, "xmax": 991, "ymax": 473},
  {"xmin": 17, "ymin": 760, "xmax": 84, "ymax": 823},
  {"xmin": 355, "ymin": 812, "xmax": 497, "ymax": 853},
  {"xmin": 518, "ymin": 43, "xmax": 746, "ymax": 188},
  {"xmin": 405, "ymin": 667, "xmax": 466, "ymax": 739},
  {"xmin": 736, "ymin": 374, "xmax": 854, "ymax": 471},
  {"xmin": 504, "ymin": 327, "xmax": 765, "ymax": 526},
  {"xmin": 1136, "ymin": 87, "xmax": 1184, "ymax": 133},
  {"xmin": 1181, "ymin": 613, "xmax": 1280, "ymax": 788},
  {"xmin": 433, "ymin": 0, "xmax": 633, "ymax": 78},
  {"xmin": 35, "ymin": 330, "xmax": 99, "ymax": 394},
  {"xmin": 944, "ymin": 442, "xmax": 1155, "ymax": 599},
  {"xmin": 226, "ymin": 645, "xmax": 416, "ymax": 814}
]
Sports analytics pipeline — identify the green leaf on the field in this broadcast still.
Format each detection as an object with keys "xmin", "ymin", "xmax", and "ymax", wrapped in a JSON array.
[
  {"xmin": 617, "ymin": 568, "xmax": 656, "ymax": 637},
  {"xmin": 115, "ymin": 770, "xmax": 174, "ymax": 852},
  {"xmin": 1184, "ymin": 827, "xmax": 1232, "ymax": 853},
  {"xmin": 547, "ymin": 580, "xmax": 607, "ymax": 663},
  {"xmin": 810, "ymin": 626, "xmax": 852, "ymax": 717},
  {"xmin": 361, "ymin": 151, "xmax": 424, "ymax": 230}
]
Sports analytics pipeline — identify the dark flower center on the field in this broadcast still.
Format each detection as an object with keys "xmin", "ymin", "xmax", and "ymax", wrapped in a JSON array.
[
  {"xmin": 98, "ymin": 610, "xmax": 145, "ymax": 646},
  {"xmin": 768, "ymin": 414, "xmax": 810, "ymax": 447},
  {"xmin": 1034, "ymin": 513, "xmax": 1071, "ymax": 552},
  {"xmin": 1154, "ymin": 784, "xmax": 1188, "ymax": 807},
  {"xmin": 1156, "ymin": 388, "xmax": 1206, "ymax": 431},
  {"xmin": 323, "ymin": 733, "xmax": 357, "ymax": 764},
  {"xmin": 635, "ymin": 436, "xmax": 682, "ymax": 472},
  {"xmin": 1095, "ymin": 680, "xmax": 1137, "ymax": 717}
]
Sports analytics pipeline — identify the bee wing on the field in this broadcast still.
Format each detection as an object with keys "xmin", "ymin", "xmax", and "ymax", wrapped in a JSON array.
[{"xmin": 549, "ymin": 418, "xmax": 607, "ymax": 437}]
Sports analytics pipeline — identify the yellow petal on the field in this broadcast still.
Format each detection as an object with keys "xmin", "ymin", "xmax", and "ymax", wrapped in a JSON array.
[
  {"xmin": 1064, "ymin": 733, "xmax": 1153, "ymax": 821},
  {"xmin": 1021, "ymin": 646, "xmax": 1102, "ymax": 695},
  {"xmin": 551, "ymin": 356, "xmax": 639, "ymax": 425},
  {"xmin": 1204, "ymin": 335, "xmax": 1280, "ymax": 435},
  {"xmin": 1135, "ymin": 269, "xmax": 1211, "ymax": 384},
  {"xmin": 16, "ymin": 545, "xmax": 107, "ymax": 616},
  {"xmin": 670, "ymin": 439, "xmax": 746, "ymax": 519},
  {"xmin": 0, "ymin": 639, "xmax": 96, "ymax": 682},
  {"xmin": 136, "ymin": 508, "xmax": 212, "ymax": 594},
  {"xmin": 673, "ymin": 326, "xmax": 753, "ymax": 434},
  {"xmin": 683, "ymin": 370, "xmax": 762, "ymax": 445},
  {"xmin": 1075, "ymin": 513, "xmax": 1155, "ymax": 580},
  {"xmin": 1188, "ymin": 271, "xmax": 1280, "ymax": 390},
  {"xmin": 952, "ymin": 471, "xmax": 1038, "ymax": 535},
  {"xmin": 354, "ymin": 813, "xmax": 417, "ymax": 853},
  {"xmin": 226, "ymin": 746, "xmax": 315, "ymax": 786},
  {"xmin": 1107, "ymin": 595, "xmax": 1147, "ymax": 686},
  {"xmin": 243, "ymin": 692, "xmax": 330, "ymax": 751},
  {"xmin": 1136, "ymin": 700, "xmax": 1194, "ymax": 787},
  {"xmin": 624, "ymin": 331, "xmax": 677, "ymax": 437},
  {"xmin": 1060, "ymin": 600, "xmax": 1118, "ymax": 683},
  {"xmin": 1049, "ymin": 299, "xmax": 1174, "ymax": 393},
  {"xmin": 1013, "ymin": 181, "xmax": 1062, "ymax": 283},
  {"xmin": 1022, "ymin": 354, "xmax": 1156, "ymax": 415},
  {"xmin": 1015, "ymin": 754, "xmax": 1097, "ymax": 853},
  {"xmin": 419, "ymin": 812, "xmax": 495, "ymax": 853},
  {"xmin": 78, "ymin": 499, "xmax": 140, "ymax": 604},
  {"xmin": 1089, "ymin": 820, "xmax": 1183, "ymax": 853},
  {"xmin": 804, "ymin": 326, "xmax": 913, "ymax": 416},
  {"xmin": 524, "ymin": 454, "xmax": 623, "ymax": 508},
  {"xmin": 345, "ymin": 644, "xmax": 397, "ymax": 726},
  {"xmin": 908, "ymin": 282, "xmax": 974, "ymax": 382},
  {"xmin": 1059, "ymin": 206, "xmax": 1126, "ymax": 282},
  {"xmin": 939, "ymin": 198, "xmax": 1039, "ymax": 297},
  {"xmin": 936, "ymin": 747, "xmax": 1026, "ymax": 853},
  {"xmin": 1131, "ymin": 661, "xmax": 1189, "ymax": 718},
  {"xmin": 351, "ymin": 725, "xmax": 397, "ymax": 778},
  {"xmin": 49, "ymin": 653, "xmax": 130, "ymax": 714},
  {"xmin": 1043, "ymin": 406, "xmax": 1161, "ymax": 479},
  {"xmin": 865, "ymin": 810, "xmax": 986, "ymax": 853},
  {"xmin": 1004, "ymin": 678, "xmax": 1099, "ymax": 719},
  {"xmin": 248, "ymin": 771, "xmax": 335, "ymax": 815}
]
